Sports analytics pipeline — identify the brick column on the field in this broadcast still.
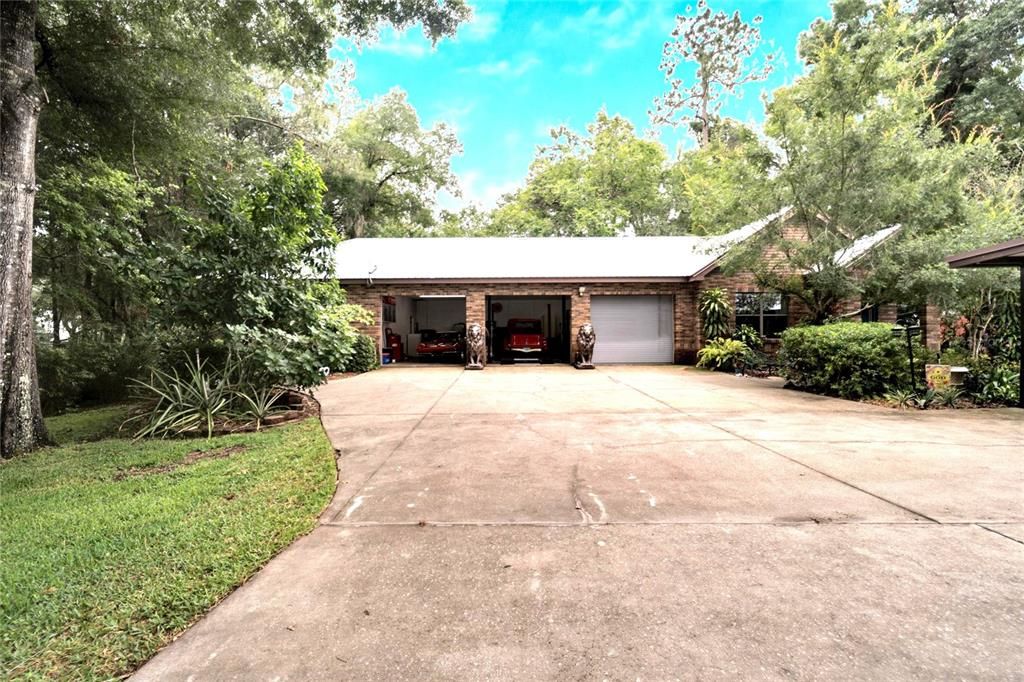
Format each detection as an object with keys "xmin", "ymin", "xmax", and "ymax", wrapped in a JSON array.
[
  {"xmin": 569, "ymin": 289, "xmax": 591, "ymax": 361},
  {"xmin": 344, "ymin": 284, "xmax": 382, "ymax": 350},
  {"xmin": 676, "ymin": 287, "xmax": 698, "ymax": 364},
  {"xmin": 465, "ymin": 291, "xmax": 486, "ymax": 331},
  {"xmin": 920, "ymin": 303, "xmax": 942, "ymax": 353}
]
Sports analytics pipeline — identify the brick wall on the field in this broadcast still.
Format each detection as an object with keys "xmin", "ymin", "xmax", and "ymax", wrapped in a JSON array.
[
  {"xmin": 339, "ymin": 215, "xmax": 932, "ymax": 364},
  {"xmin": 342, "ymin": 281, "xmax": 693, "ymax": 362}
]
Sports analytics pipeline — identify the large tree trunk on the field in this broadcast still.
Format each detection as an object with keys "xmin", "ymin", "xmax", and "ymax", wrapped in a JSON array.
[{"xmin": 1, "ymin": 0, "xmax": 50, "ymax": 458}]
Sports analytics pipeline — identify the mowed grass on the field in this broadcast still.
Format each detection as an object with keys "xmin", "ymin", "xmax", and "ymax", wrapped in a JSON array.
[
  {"xmin": 0, "ymin": 409, "xmax": 337, "ymax": 680},
  {"xmin": 42, "ymin": 405, "xmax": 128, "ymax": 444}
]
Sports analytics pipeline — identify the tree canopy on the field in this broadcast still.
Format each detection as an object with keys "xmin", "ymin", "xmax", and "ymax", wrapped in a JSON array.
[{"xmin": 3, "ymin": 0, "xmax": 470, "ymax": 456}]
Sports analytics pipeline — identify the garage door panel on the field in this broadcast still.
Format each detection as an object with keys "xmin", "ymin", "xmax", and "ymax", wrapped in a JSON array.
[{"xmin": 591, "ymin": 295, "xmax": 673, "ymax": 364}]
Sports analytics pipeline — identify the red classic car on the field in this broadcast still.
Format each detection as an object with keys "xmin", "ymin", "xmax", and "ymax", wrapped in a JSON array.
[
  {"xmin": 501, "ymin": 318, "xmax": 548, "ymax": 360},
  {"xmin": 416, "ymin": 331, "xmax": 465, "ymax": 360}
]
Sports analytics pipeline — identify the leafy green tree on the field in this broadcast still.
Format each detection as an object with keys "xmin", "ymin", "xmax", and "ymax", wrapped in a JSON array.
[
  {"xmin": 160, "ymin": 144, "xmax": 368, "ymax": 389},
  {"xmin": 651, "ymin": 0, "xmax": 774, "ymax": 146},
  {"xmin": 34, "ymin": 159, "xmax": 157, "ymax": 343},
  {"xmin": 434, "ymin": 206, "xmax": 498, "ymax": 236},
  {"xmin": 869, "ymin": 169, "xmax": 1023, "ymax": 358},
  {"xmin": 321, "ymin": 90, "xmax": 462, "ymax": 238},
  {"xmin": 492, "ymin": 111, "xmax": 669, "ymax": 236},
  {"xmin": 802, "ymin": 0, "xmax": 1024, "ymax": 162},
  {"xmin": 666, "ymin": 120, "xmax": 776, "ymax": 235},
  {"xmin": 2, "ymin": 0, "xmax": 469, "ymax": 457},
  {"xmin": 739, "ymin": 6, "xmax": 986, "ymax": 322}
]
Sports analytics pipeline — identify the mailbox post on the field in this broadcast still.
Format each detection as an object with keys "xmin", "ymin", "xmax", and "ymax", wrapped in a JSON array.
[{"xmin": 892, "ymin": 313, "xmax": 922, "ymax": 390}]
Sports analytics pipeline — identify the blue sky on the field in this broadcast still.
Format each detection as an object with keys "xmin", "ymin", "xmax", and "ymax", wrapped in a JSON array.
[{"xmin": 329, "ymin": 0, "xmax": 832, "ymax": 209}]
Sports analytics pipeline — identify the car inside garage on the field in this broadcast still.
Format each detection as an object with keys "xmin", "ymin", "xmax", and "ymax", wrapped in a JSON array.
[
  {"xmin": 590, "ymin": 295, "xmax": 674, "ymax": 364},
  {"xmin": 487, "ymin": 296, "xmax": 570, "ymax": 363},
  {"xmin": 383, "ymin": 295, "xmax": 466, "ymax": 363}
]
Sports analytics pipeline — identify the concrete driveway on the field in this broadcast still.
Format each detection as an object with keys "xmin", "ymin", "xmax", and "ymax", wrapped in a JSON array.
[{"xmin": 136, "ymin": 365, "xmax": 1023, "ymax": 680}]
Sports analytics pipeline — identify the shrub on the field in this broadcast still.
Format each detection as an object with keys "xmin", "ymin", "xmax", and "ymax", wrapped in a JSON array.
[
  {"xmin": 36, "ymin": 331, "xmax": 151, "ymax": 415},
  {"xmin": 699, "ymin": 288, "xmax": 732, "ymax": 341},
  {"xmin": 345, "ymin": 334, "xmax": 380, "ymax": 373},
  {"xmin": 912, "ymin": 388, "xmax": 937, "ymax": 410},
  {"xmin": 697, "ymin": 338, "xmax": 751, "ymax": 372},
  {"xmin": 964, "ymin": 357, "xmax": 1020, "ymax": 405},
  {"xmin": 732, "ymin": 324, "xmax": 764, "ymax": 350},
  {"xmin": 226, "ymin": 302, "xmax": 365, "ymax": 391},
  {"xmin": 779, "ymin": 322, "xmax": 924, "ymax": 399},
  {"xmin": 233, "ymin": 385, "xmax": 287, "ymax": 431}
]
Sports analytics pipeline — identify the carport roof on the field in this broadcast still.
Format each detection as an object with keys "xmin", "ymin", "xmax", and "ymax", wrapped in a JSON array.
[{"xmin": 334, "ymin": 208, "xmax": 792, "ymax": 282}]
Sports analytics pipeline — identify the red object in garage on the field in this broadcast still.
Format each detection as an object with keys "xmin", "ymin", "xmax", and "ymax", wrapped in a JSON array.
[{"xmin": 384, "ymin": 327, "xmax": 403, "ymax": 362}]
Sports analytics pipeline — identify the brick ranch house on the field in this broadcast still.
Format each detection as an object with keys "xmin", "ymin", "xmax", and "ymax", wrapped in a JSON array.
[{"xmin": 335, "ymin": 208, "xmax": 940, "ymax": 364}]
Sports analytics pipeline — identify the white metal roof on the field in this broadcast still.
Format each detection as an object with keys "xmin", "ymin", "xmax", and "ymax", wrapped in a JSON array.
[
  {"xmin": 817, "ymin": 224, "xmax": 901, "ymax": 270},
  {"xmin": 334, "ymin": 208, "xmax": 792, "ymax": 282}
]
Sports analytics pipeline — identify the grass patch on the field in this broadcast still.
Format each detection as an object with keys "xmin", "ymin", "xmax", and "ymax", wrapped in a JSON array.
[
  {"xmin": 45, "ymin": 404, "xmax": 130, "ymax": 444},
  {"xmin": 1, "ymin": 411, "xmax": 336, "ymax": 680}
]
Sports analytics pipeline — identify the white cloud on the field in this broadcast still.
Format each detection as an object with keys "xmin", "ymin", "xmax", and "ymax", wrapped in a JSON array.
[
  {"xmin": 366, "ymin": 27, "xmax": 432, "ymax": 58},
  {"xmin": 441, "ymin": 170, "xmax": 521, "ymax": 211},
  {"xmin": 532, "ymin": 0, "xmax": 673, "ymax": 50},
  {"xmin": 431, "ymin": 100, "xmax": 478, "ymax": 135},
  {"xmin": 460, "ymin": 10, "xmax": 501, "ymax": 41},
  {"xmin": 466, "ymin": 55, "xmax": 540, "ymax": 78},
  {"xmin": 562, "ymin": 60, "xmax": 598, "ymax": 76}
]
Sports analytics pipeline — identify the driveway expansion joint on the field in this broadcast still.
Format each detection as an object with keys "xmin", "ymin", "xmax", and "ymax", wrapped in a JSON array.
[
  {"xmin": 600, "ymin": 369, "xmax": 944, "ymax": 525},
  {"xmin": 326, "ymin": 369, "xmax": 464, "ymax": 524},
  {"xmin": 137, "ymin": 366, "xmax": 1024, "ymax": 679},
  {"xmin": 977, "ymin": 524, "xmax": 1024, "ymax": 545}
]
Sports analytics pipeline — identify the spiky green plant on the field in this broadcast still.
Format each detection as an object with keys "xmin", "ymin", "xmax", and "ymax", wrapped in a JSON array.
[
  {"xmin": 934, "ymin": 386, "xmax": 965, "ymax": 408},
  {"xmin": 696, "ymin": 338, "xmax": 751, "ymax": 371},
  {"xmin": 883, "ymin": 387, "xmax": 916, "ymax": 409},
  {"xmin": 233, "ymin": 385, "xmax": 287, "ymax": 431},
  {"xmin": 125, "ymin": 352, "xmax": 236, "ymax": 439},
  {"xmin": 699, "ymin": 288, "xmax": 732, "ymax": 341}
]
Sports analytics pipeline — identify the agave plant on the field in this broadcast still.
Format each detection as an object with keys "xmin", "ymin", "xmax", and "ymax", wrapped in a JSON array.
[
  {"xmin": 912, "ymin": 388, "xmax": 937, "ymax": 410},
  {"xmin": 883, "ymin": 387, "xmax": 916, "ymax": 409},
  {"xmin": 934, "ymin": 386, "xmax": 965, "ymax": 408},
  {"xmin": 126, "ymin": 352, "xmax": 236, "ymax": 439},
  {"xmin": 233, "ymin": 385, "xmax": 287, "ymax": 431}
]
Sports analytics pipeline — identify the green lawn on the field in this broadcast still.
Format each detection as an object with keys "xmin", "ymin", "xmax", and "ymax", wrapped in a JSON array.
[{"xmin": 0, "ymin": 409, "xmax": 336, "ymax": 680}]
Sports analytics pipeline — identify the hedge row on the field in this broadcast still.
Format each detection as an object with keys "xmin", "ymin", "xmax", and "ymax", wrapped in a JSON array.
[{"xmin": 778, "ymin": 322, "xmax": 924, "ymax": 399}]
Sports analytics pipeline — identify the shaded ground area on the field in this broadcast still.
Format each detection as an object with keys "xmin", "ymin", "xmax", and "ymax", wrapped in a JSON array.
[{"xmin": 136, "ymin": 365, "xmax": 1024, "ymax": 680}]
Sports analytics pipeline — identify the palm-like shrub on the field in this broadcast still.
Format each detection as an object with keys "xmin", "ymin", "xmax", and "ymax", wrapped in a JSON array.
[
  {"xmin": 233, "ymin": 385, "xmax": 287, "ymax": 431},
  {"xmin": 696, "ymin": 338, "xmax": 751, "ymax": 371},
  {"xmin": 126, "ymin": 352, "xmax": 236, "ymax": 439},
  {"xmin": 732, "ymin": 324, "xmax": 764, "ymax": 350},
  {"xmin": 699, "ymin": 288, "xmax": 732, "ymax": 341}
]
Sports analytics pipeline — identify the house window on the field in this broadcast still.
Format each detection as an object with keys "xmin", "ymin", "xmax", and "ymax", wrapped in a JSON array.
[{"xmin": 735, "ymin": 292, "xmax": 788, "ymax": 337}]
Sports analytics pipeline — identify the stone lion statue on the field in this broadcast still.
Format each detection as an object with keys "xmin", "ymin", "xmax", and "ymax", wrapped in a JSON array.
[
  {"xmin": 575, "ymin": 323, "xmax": 596, "ymax": 369},
  {"xmin": 465, "ymin": 323, "xmax": 487, "ymax": 370}
]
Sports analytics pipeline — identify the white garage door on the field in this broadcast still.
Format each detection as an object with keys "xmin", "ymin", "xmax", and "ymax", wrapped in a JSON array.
[{"xmin": 590, "ymin": 295, "xmax": 674, "ymax": 364}]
